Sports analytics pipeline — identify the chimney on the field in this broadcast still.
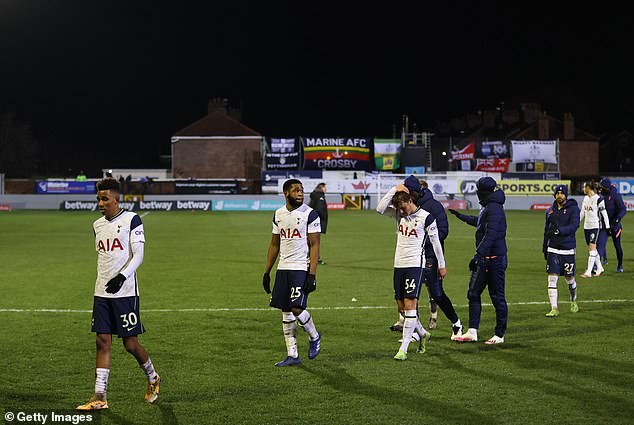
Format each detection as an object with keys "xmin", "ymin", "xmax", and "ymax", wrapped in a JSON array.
[
  {"xmin": 208, "ymin": 98, "xmax": 228, "ymax": 114},
  {"xmin": 563, "ymin": 112, "xmax": 575, "ymax": 140},
  {"xmin": 538, "ymin": 112, "xmax": 549, "ymax": 139}
]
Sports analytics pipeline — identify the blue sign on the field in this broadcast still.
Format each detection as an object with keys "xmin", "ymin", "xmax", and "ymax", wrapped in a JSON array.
[
  {"xmin": 611, "ymin": 179, "xmax": 634, "ymax": 195},
  {"xmin": 404, "ymin": 166, "xmax": 426, "ymax": 175},
  {"xmin": 212, "ymin": 200, "xmax": 284, "ymax": 211},
  {"xmin": 37, "ymin": 181, "xmax": 95, "ymax": 194}
]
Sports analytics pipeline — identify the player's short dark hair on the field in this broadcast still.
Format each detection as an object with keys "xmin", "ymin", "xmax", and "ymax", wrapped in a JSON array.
[
  {"xmin": 391, "ymin": 191, "xmax": 412, "ymax": 208},
  {"xmin": 315, "ymin": 182, "xmax": 326, "ymax": 191},
  {"xmin": 419, "ymin": 180, "xmax": 429, "ymax": 189},
  {"xmin": 283, "ymin": 179, "xmax": 302, "ymax": 192},
  {"xmin": 96, "ymin": 177, "xmax": 120, "ymax": 193},
  {"xmin": 584, "ymin": 181, "xmax": 596, "ymax": 191}
]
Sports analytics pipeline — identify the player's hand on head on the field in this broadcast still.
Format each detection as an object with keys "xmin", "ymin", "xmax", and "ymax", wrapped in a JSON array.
[
  {"xmin": 105, "ymin": 273, "xmax": 126, "ymax": 294},
  {"xmin": 304, "ymin": 274, "xmax": 316, "ymax": 293},
  {"xmin": 395, "ymin": 184, "xmax": 409, "ymax": 193},
  {"xmin": 262, "ymin": 273, "xmax": 271, "ymax": 294}
]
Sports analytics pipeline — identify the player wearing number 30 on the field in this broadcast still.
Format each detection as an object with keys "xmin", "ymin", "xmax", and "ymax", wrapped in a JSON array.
[
  {"xmin": 263, "ymin": 179, "xmax": 322, "ymax": 367},
  {"xmin": 77, "ymin": 178, "xmax": 160, "ymax": 411},
  {"xmin": 377, "ymin": 185, "xmax": 442, "ymax": 361},
  {"xmin": 542, "ymin": 184, "xmax": 581, "ymax": 317}
]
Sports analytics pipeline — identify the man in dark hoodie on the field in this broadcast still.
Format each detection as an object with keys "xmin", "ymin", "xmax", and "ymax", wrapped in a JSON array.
[
  {"xmin": 309, "ymin": 183, "xmax": 328, "ymax": 265},
  {"xmin": 542, "ymin": 184, "xmax": 580, "ymax": 317},
  {"xmin": 448, "ymin": 176, "xmax": 507, "ymax": 345},
  {"xmin": 389, "ymin": 176, "xmax": 464, "ymax": 340},
  {"xmin": 597, "ymin": 178, "xmax": 627, "ymax": 272}
]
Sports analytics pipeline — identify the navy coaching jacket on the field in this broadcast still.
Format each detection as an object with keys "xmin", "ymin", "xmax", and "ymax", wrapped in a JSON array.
[
  {"xmin": 454, "ymin": 189, "xmax": 507, "ymax": 257},
  {"xmin": 417, "ymin": 188, "xmax": 448, "ymax": 259},
  {"xmin": 542, "ymin": 198, "xmax": 580, "ymax": 252},
  {"xmin": 602, "ymin": 185, "xmax": 627, "ymax": 227}
]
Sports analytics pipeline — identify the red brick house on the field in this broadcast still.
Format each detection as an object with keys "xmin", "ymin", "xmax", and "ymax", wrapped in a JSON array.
[{"xmin": 171, "ymin": 98, "xmax": 263, "ymax": 179}]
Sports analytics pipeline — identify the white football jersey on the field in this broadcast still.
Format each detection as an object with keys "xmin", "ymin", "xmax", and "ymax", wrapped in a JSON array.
[
  {"xmin": 93, "ymin": 210, "xmax": 145, "ymax": 298},
  {"xmin": 272, "ymin": 203, "xmax": 321, "ymax": 270},
  {"xmin": 580, "ymin": 193, "xmax": 610, "ymax": 230},
  {"xmin": 377, "ymin": 187, "xmax": 445, "ymax": 268}
]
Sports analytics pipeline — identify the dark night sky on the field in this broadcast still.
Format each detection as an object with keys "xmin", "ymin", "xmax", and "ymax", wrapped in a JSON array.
[{"xmin": 0, "ymin": 1, "xmax": 631, "ymax": 175}]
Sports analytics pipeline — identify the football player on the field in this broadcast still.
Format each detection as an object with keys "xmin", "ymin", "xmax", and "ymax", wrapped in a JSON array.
[
  {"xmin": 77, "ymin": 178, "xmax": 160, "ymax": 410},
  {"xmin": 541, "ymin": 184, "xmax": 580, "ymax": 317},
  {"xmin": 263, "ymin": 179, "xmax": 321, "ymax": 367}
]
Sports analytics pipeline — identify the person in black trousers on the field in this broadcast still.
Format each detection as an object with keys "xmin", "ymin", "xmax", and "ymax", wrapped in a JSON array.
[
  {"xmin": 309, "ymin": 183, "xmax": 328, "ymax": 265},
  {"xmin": 449, "ymin": 176, "xmax": 508, "ymax": 345}
]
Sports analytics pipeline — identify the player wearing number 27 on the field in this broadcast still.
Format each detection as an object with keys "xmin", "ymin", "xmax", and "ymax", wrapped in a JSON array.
[
  {"xmin": 542, "ymin": 184, "xmax": 581, "ymax": 317},
  {"xmin": 77, "ymin": 178, "xmax": 160, "ymax": 410}
]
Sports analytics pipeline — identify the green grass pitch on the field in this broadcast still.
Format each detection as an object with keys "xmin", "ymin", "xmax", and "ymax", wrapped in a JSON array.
[{"xmin": 1, "ymin": 209, "xmax": 633, "ymax": 424}]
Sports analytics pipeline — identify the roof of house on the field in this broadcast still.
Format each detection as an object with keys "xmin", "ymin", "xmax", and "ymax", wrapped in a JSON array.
[{"xmin": 173, "ymin": 111, "xmax": 261, "ymax": 138}]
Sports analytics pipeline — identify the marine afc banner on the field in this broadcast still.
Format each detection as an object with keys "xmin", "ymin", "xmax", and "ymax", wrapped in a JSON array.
[{"xmin": 301, "ymin": 137, "xmax": 373, "ymax": 170}]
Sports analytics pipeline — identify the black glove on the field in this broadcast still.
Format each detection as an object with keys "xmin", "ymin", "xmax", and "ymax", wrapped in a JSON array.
[
  {"xmin": 614, "ymin": 218, "xmax": 621, "ymax": 225},
  {"xmin": 543, "ymin": 250, "xmax": 548, "ymax": 261},
  {"xmin": 262, "ymin": 273, "xmax": 271, "ymax": 294},
  {"xmin": 606, "ymin": 228, "xmax": 612, "ymax": 236},
  {"xmin": 304, "ymin": 274, "xmax": 316, "ymax": 293},
  {"xmin": 448, "ymin": 209, "xmax": 460, "ymax": 217},
  {"xmin": 105, "ymin": 273, "xmax": 126, "ymax": 294},
  {"xmin": 547, "ymin": 228, "xmax": 560, "ymax": 237},
  {"xmin": 468, "ymin": 257, "xmax": 478, "ymax": 272}
]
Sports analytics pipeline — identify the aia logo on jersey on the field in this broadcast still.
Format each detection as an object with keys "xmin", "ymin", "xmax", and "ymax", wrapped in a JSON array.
[
  {"xmin": 98, "ymin": 238, "xmax": 124, "ymax": 251},
  {"xmin": 280, "ymin": 228, "xmax": 302, "ymax": 238},
  {"xmin": 398, "ymin": 224, "xmax": 419, "ymax": 238},
  {"xmin": 584, "ymin": 205, "xmax": 594, "ymax": 211}
]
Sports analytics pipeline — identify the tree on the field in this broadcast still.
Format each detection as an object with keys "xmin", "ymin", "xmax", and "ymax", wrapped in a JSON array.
[{"xmin": 0, "ymin": 111, "xmax": 40, "ymax": 177}]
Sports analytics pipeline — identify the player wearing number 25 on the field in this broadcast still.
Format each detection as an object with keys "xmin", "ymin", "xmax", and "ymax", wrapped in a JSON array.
[
  {"xmin": 77, "ymin": 178, "xmax": 160, "ymax": 411},
  {"xmin": 542, "ymin": 184, "xmax": 581, "ymax": 318}
]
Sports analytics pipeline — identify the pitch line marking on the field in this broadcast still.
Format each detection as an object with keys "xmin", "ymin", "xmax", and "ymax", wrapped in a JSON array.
[{"xmin": 1, "ymin": 299, "xmax": 633, "ymax": 314}]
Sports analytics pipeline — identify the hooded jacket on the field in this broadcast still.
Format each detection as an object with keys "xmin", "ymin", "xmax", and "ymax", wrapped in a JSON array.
[
  {"xmin": 417, "ymin": 188, "xmax": 449, "ymax": 259},
  {"xmin": 453, "ymin": 189, "xmax": 507, "ymax": 257},
  {"xmin": 543, "ymin": 197, "xmax": 580, "ymax": 252},
  {"xmin": 601, "ymin": 185, "xmax": 627, "ymax": 227}
]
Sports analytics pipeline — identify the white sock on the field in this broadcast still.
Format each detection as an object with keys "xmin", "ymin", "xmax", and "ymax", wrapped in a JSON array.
[
  {"xmin": 140, "ymin": 358, "xmax": 158, "ymax": 383},
  {"xmin": 586, "ymin": 250, "xmax": 598, "ymax": 274},
  {"xmin": 548, "ymin": 275, "xmax": 559, "ymax": 309},
  {"xmin": 414, "ymin": 319, "xmax": 428, "ymax": 338},
  {"xmin": 565, "ymin": 277, "xmax": 577, "ymax": 302},
  {"xmin": 95, "ymin": 368, "xmax": 110, "ymax": 398},
  {"xmin": 399, "ymin": 310, "xmax": 417, "ymax": 352},
  {"xmin": 594, "ymin": 252, "xmax": 604, "ymax": 271},
  {"xmin": 453, "ymin": 319, "xmax": 462, "ymax": 329},
  {"xmin": 430, "ymin": 311, "xmax": 438, "ymax": 320},
  {"xmin": 296, "ymin": 310, "xmax": 318, "ymax": 341},
  {"xmin": 282, "ymin": 312, "xmax": 298, "ymax": 358}
]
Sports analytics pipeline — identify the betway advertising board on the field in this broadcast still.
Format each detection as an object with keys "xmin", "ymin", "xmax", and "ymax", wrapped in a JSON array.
[{"xmin": 61, "ymin": 200, "xmax": 212, "ymax": 211}]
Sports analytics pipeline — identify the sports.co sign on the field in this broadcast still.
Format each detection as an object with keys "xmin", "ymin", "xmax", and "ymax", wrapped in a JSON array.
[{"xmin": 611, "ymin": 179, "xmax": 634, "ymax": 195}]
